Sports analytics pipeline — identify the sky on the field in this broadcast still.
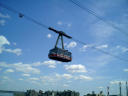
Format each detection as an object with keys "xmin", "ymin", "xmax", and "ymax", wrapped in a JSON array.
[{"xmin": 0, "ymin": 0, "xmax": 128, "ymax": 96}]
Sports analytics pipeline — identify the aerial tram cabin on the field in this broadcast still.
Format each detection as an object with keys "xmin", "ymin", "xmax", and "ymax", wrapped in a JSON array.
[{"xmin": 48, "ymin": 27, "xmax": 72, "ymax": 62}]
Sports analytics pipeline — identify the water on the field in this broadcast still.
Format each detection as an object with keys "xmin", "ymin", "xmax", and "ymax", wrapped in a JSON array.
[{"xmin": 0, "ymin": 93, "xmax": 13, "ymax": 96}]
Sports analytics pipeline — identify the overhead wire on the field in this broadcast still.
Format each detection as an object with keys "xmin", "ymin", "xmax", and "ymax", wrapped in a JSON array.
[
  {"xmin": 69, "ymin": 0, "xmax": 128, "ymax": 36},
  {"xmin": 0, "ymin": 3, "xmax": 49, "ymax": 29},
  {"xmin": 72, "ymin": 37, "xmax": 128, "ymax": 62},
  {"xmin": 0, "ymin": 2, "xmax": 128, "ymax": 62}
]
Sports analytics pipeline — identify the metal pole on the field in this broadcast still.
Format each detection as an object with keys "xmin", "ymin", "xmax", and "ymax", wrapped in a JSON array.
[
  {"xmin": 119, "ymin": 82, "xmax": 121, "ymax": 96},
  {"xmin": 61, "ymin": 35, "xmax": 64, "ymax": 49},
  {"xmin": 55, "ymin": 34, "xmax": 60, "ymax": 48},
  {"xmin": 126, "ymin": 81, "xmax": 128, "ymax": 96},
  {"xmin": 107, "ymin": 86, "xmax": 109, "ymax": 96}
]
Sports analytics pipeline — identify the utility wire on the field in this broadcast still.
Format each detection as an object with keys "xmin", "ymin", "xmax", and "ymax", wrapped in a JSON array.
[
  {"xmin": 0, "ymin": 2, "xmax": 128, "ymax": 62},
  {"xmin": 0, "ymin": 3, "xmax": 49, "ymax": 29},
  {"xmin": 69, "ymin": 0, "xmax": 128, "ymax": 36},
  {"xmin": 72, "ymin": 37, "xmax": 128, "ymax": 62}
]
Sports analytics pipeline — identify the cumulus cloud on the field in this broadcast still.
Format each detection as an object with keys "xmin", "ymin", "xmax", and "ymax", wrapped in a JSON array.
[
  {"xmin": 22, "ymin": 73, "xmax": 31, "ymax": 77},
  {"xmin": 67, "ymin": 23, "xmax": 72, "ymax": 27},
  {"xmin": 0, "ymin": 35, "xmax": 10, "ymax": 46},
  {"xmin": 110, "ymin": 80, "xmax": 125, "ymax": 84},
  {"xmin": 3, "ymin": 76, "xmax": 9, "ymax": 80},
  {"xmin": 57, "ymin": 21, "xmax": 62, "ymax": 25},
  {"xmin": 4, "ymin": 48, "xmax": 22, "ymax": 56},
  {"xmin": 4, "ymin": 69, "xmax": 14, "ymax": 73},
  {"xmin": 91, "ymin": 22, "xmax": 115, "ymax": 40},
  {"xmin": 0, "ymin": 13, "xmax": 10, "ymax": 26},
  {"xmin": 40, "ymin": 75, "xmax": 58, "ymax": 84},
  {"xmin": 0, "ymin": 35, "xmax": 22, "ymax": 55},
  {"xmin": 64, "ymin": 64, "xmax": 87, "ymax": 73},
  {"xmin": 0, "ymin": 20, "xmax": 6, "ymax": 26},
  {"xmin": 67, "ymin": 41, "xmax": 77, "ymax": 48},
  {"xmin": 29, "ymin": 77, "xmax": 39, "ymax": 81},
  {"xmin": 47, "ymin": 34, "xmax": 52, "ymax": 38},
  {"xmin": 56, "ymin": 73, "xmax": 92, "ymax": 81},
  {"xmin": 63, "ymin": 74, "xmax": 73, "ymax": 79},
  {"xmin": 75, "ymin": 75, "xmax": 93, "ymax": 80},
  {"xmin": 116, "ymin": 45, "xmax": 128, "ymax": 53},
  {"xmin": 123, "ymin": 69, "xmax": 128, "ymax": 72},
  {"xmin": 32, "ymin": 60, "xmax": 60, "ymax": 68},
  {"xmin": 63, "ymin": 84, "xmax": 69, "ymax": 87},
  {"xmin": 42, "ymin": 60, "xmax": 58, "ymax": 68},
  {"xmin": 56, "ymin": 73, "xmax": 72, "ymax": 79},
  {"xmin": 0, "ymin": 62, "xmax": 40, "ymax": 74},
  {"xmin": 0, "ymin": 13, "xmax": 10, "ymax": 19},
  {"xmin": 13, "ymin": 62, "xmax": 40, "ymax": 74},
  {"xmin": 80, "ymin": 44, "xmax": 93, "ymax": 52},
  {"xmin": 19, "ymin": 78, "xmax": 23, "ymax": 80},
  {"xmin": 13, "ymin": 42, "xmax": 17, "ymax": 46},
  {"xmin": 98, "ymin": 86, "xmax": 103, "ymax": 89},
  {"xmin": 96, "ymin": 44, "xmax": 108, "ymax": 49}
]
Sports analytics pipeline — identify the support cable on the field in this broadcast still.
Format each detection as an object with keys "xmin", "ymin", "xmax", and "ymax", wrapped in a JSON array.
[
  {"xmin": 69, "ymin": 0, "xmax": 128, "ymax": 36},
  {"xmin": 0, "ymin": 2, "xmax": 128, "ymax": 62}
]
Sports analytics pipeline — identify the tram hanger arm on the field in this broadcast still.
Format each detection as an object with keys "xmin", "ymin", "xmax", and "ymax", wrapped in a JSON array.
[{"xmin": 48, "ymin": 27, "xmax": 72, "ymax": 39}]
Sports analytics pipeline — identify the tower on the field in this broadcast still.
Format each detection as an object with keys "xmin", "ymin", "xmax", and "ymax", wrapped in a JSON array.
[
  {"xmin": 126, "ymin": 81, "xmax": 128, "ymax": 96},
  {"xmin": 107, "ymin": 86, "xmax": 109, "ymax": 96},
  {"xmin": 119, "ymin": 82, "xmax": 121, "ymax": 96}
]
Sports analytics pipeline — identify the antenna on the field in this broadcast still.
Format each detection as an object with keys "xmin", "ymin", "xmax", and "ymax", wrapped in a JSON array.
[
  {"xmin": 119, "ymin": 82, "xmax": 122, "ymax": 96},
  {"xmin": 107, "ymin": 86, "xmax": 109, "ymax": 96},
  {"xmin": 126, "ymin": 81, "xmax": 128, "ymax": 96}
]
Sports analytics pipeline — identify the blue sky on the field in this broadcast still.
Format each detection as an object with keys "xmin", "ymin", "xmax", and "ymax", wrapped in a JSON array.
[{"xmin": 0, "ymin": 0, "xmax": 128, "ymax": 96}]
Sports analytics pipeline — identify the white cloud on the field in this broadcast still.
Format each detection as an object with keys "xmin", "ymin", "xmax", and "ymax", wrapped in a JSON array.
[
  {"xmin": 63, "ymin": 84, "xmax": 69, "ymax": 87},
  {"xmin": 56, "ymin": 73, "xmax": 93, "ymax": 81},
  {"xmin": 0, "ymin": 62, "xmax": 10, "ymax": 67},
  {"xmin": 57, "ymin": 21, "xmax": 62, "ymax": 25},
  {"xmin": 116, "ymin": 45, "xmax": 128, "ymax": 53},
  {"xmin": 3, "ymin": 76, "xmax": 9, "ymax": 80},
  {"xmin": 0, "ymin": 62, "xmax": 40, "ymax": 74},
  {"xmin": 29, "ymin": 77, "xmax": 39, "ymax": 81},
  {"xmin": 96, "ymin": 44, "xmax": 108, "ymax": 49},
  {"xmin": 19, "ymin": 78, "xmax": 23, "ymax": 80},
  {"xmin": 0, "ymin": 13, "xmax": 10, "ymax": 19},
  {"xmin": 0, "ymin": 20, "xmax": 6, "ymax": 26},
  {"xmin": 55, "ymin": 73, "xmax": 72, "ymax": 79},
  {"xmin": 0, "ymin": 35, "xmax": 10, "ymax": 47},
  {"xmin": 110, "ymin": 80, "xmax": 125, "ymax": 84},
  {"xmin": 91, "ymin": 22, "xmax": 115, "ymax": 40},
  {"xmin": 13, "ymin": 42, "xmax": 17, "ymax": 46},
  {"xmin": 63, "ymin": 74, "xmax": 72, "ymax": 79},
  {"xmin": 32, "ymin": 62, "xmax": 42, "ymax": 66},
  {"xmin": 67, "ymin": 41, "xmax": 77, "ymax": 48},
  {"xmin": 4, "ymin": 69, "xmax": 14, "ymax": 73},
  {"xmin": 0, "ymin": 35, "xmax": 22, "ymax": 55},
  {"xmin": 123, "ymin": 69, "xmax": 128, "ymax": 72},
  {"xmin": 67, "ymin": 23, "xmax": 72, "ymax": 27},
  {"xmin": 80, "ymin": 44, "xmax": 93, "ymax": 52},
  {"xmin": 13, "ymin": 62, "xmax": 40, "ymax": 74},
  {"xmin": 98, "ymin": 86, "xmax": 103, "ymax": 89},
  {"xmin": 80, "ymin": 44, "xmax": 108, "ymax": 52},
  {"xmin": 47, "ymin": 34, "xmax": 52, "ymax": 38},
  {"xmin": 22, "ymin": 73, "xmax": 31, "ymax": 77},
  {"xmin": 32, "ymin": 60, "xmax": 60, "ymax": 68},
  {"xmin": 64, "ymin": 64, "xmax": 87, "ymax": 73},
  {"xmin": 40, "ymin": 75, "xmax": 57, "ymax": 84},
  {"xmin": 42, "ymin": 60, "xmax": 60, "ymax": 68},
  {"xmin": 4, "ymin": 48, "xmax": 22, "ymax": 56},
  {"xmin": 75, "ymin": 75, "xmax": 93, "ymax": 80}
]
